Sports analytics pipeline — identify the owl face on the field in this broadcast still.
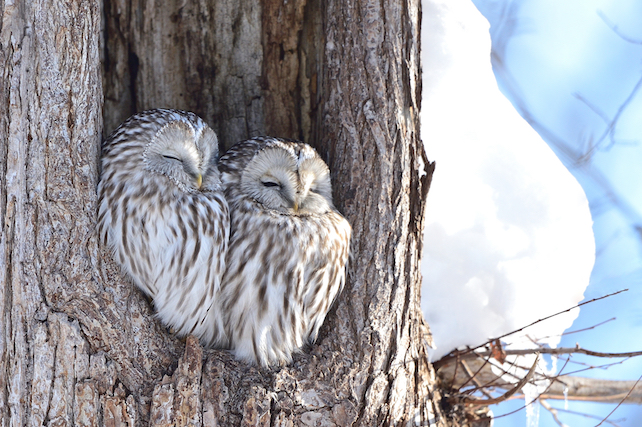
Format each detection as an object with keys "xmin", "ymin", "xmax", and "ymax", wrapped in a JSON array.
[
  {"xmin": 240, "ymin": 144, "xmax": 334, "ymax": 215},
  {"xmin": 143, "ymin": 121, "xmax": 220, "ymax": 192}
]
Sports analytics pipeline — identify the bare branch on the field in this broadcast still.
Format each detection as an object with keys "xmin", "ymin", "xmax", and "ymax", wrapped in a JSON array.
[
  {"xmin": 573, "ymin": 92, "xmax": 612, "ymax": 124},
  {"xmin": 544, "ymin": 374, "xmax": 642, "ymax": 403},
  {"xmin": 481, "ymin": 289, "xmax": 626, "ymax": 348},
  {"xmin": 530, "ymin": 317, "xmax": 616, "ymax": 343},
  {"xmin": 541, "ymin": 400, "xmax": 623, "ymax": 427},
  {"xmin": 474, "ymin": 346, "xmax": 642, "ymax": 360},
  {"xmin": 540, "ymin": 399, "xmax": 569, "ymax": 427},
  {"xmin": 595, "ymin": 373, "xmax": 642, "ymax": 426},
  {"xmin": 577, "ymin": 73, "xmax": 642, "ymax": 155},
  {"xmin": 558, "ymin": 317, "xmax": 616, "ymax": 337},
  {"xmin": 438, "ymin": 354, "xmax": 642, "ymax": 404},
  {"xmin": 489, "ymin": 49, "xmax": 642, "ymax": 237},
  {"xmin": 461, "ymin": 354, "xmax": 540, "ymax": 406},
  {"xmin": 555, "ymin": 359, "xmax": 632, "ymax": 378},
  {"xmin": 433, "ymin": 289, "xmax": 629, "ymax": 370},
  {"xmin": 597, "ymin": 10, "xmax": 642, "ymax": 44},
  {"xmin": 492, "ymin": 358, "xmax": 572, "ymax": 420},
  {"xmin": 460, "ymin": 360, "xmax": 494, "ymax": 400}
]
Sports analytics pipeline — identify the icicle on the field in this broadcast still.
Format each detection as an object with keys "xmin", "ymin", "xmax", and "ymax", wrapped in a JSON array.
[
  {"xmin": 523, "ymin": 381, "xmax": 541, "ymax": 427},
  {"xmin": 564, "ymin": 385, "xmax": 569, "ymax": 410}
]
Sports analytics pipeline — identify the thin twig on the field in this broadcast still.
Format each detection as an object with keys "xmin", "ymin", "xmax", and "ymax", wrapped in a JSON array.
[
  {"xmin": 493, "ymin": 357, "xmax": 571, "ymax": 419},
  {"xmin": 595, "ymin": 373, "xmax": 642, "ymax": 426},
  {"xmin": 597, "ymin": 9, "xmax": 642, "ymax": 44},
  {"xmin": 574, "ymin": 92, "xmax": 611, "ymax": 123},
  {"xmin": 490, "ymin": 289, "xmax": 627, "ymax": 343},
  {"xmin": 540, "ymin": 399, "xmax": 568, "ymax": 427},
  {"xmin": 433, "ymin": 289, "xmax": 628, "ymax": 369},
  {"xmin": 462, "ymin": 354, "xmax": 540, "ymax": 406},
  {"xmin": 558, "ymin": 318, "xmax": 616, "ymax": 337},
  {"xmin": 459, "ymin": 360, "xmax": 494, "ymax": 399},
  {"xmin": 465, "ymin": 353, "xmax": 526, "ymax": 392},
  {"xmin": 457, "ymin": 352, "xmax": 491, "ymax": 391},
  {"xmin": 472, "ymin": 346, "xmax": 642, "ymax": 360},
  {"xmin": 551, "ymin": 354, "xmax": 621, "ymax": 369},
  {"xmin": 555, "ymin": 359, "xmax": 631, "ymax": 377},
  {"xmin": 595, "ymin": 74, "xmax": 642, "ymax": 151},
  {"xmin": 541, "ymin": 400, "xmax": 623, "ymax": 427},
  {"xmin": 544, "ymin": 405, "xmax": 623, "ymax": 427}
]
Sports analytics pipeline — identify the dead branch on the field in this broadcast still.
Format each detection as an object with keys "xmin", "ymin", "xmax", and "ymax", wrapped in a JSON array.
[
  {"xmin": 460, "ymin": 360, "xmax": 494, "ymax": 400},
  {"xmin": 595, "ymin": 374, "xmax": 642, "ymax": 426},
  {"xmin": 459, "ymin": 354, "xmax": 539, "ymax": 406},
  {"xmin": 541, "ymin": 401, "xmax": 623, "ymax": 427},
  {"xmin": 550, "ymin": 374, "xmax": 642, "ymax": 405},
  {"xmin": 597, "ymin": 10, "xmax": 642, "ymax": 44},
  {"xmin": 575, "ymin": 72, "xmax": 642, "ymax": 156},
  {"xmin": 540, "ymin": 400, "xmax": 568, "ymax": 427},
  {"xmin": 438, "ymin": 355, "xmax": 642, "ymax": 404},
  {"xmin": 468, "ymin": 346, "xmax": 642, "ymax": 360},
  {"xmin": 539, "ymin": 317, "xmax": 615, "ymax": 341},
  {"xmin": 491, "ymin": 357, "xmax": 571, "ymax": 421},
  {"xmin": 433, "ymin": 289, "xmax": 629, "ymax": 370}
]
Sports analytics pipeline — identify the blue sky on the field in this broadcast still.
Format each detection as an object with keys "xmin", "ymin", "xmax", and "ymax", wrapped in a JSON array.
[{"xmin": 471, "ymin": 0, "xmax": 642, "ymax": 425}]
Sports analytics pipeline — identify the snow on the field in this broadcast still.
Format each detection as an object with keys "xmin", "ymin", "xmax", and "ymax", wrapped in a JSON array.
[
  {"xmin": 419, "ymin": 3, "xmax": 596, "ymax": 425},
  {"xmin": 419, "ymin": 0, "xmax": 595, "ymax": 365}
]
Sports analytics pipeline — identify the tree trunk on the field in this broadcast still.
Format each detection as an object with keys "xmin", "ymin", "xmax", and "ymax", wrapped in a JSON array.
[{"xmin": 1, "ymin": 0, "xmax": 450, "ymax": 425}]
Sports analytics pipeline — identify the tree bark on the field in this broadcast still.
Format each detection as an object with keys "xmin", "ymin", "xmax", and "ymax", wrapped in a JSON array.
[{"xmin": 1, "ymin": 0, "xmax": 449, "ymax": 425}]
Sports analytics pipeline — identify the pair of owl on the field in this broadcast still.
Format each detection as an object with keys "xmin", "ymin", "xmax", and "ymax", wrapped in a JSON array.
[{"xmin": 97, "ymin": 109, "xmax": 351, "ymax": 366}]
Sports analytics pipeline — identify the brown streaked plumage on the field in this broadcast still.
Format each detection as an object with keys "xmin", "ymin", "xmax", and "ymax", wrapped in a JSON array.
[
  {"xmin": 97, "ymin": 109, "xmax": 230, "ymax": 344},
  {"xmin": 211, "ymin": 137, "xmax": 351, "ymax": 366}
]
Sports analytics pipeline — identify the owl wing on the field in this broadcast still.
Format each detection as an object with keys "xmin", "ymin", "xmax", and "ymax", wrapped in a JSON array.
[
  {"xmin": 150, "ymin": 191, "xmax": 230, "ymax": 341},
  {"xmin": 302, "ymin": 213, "xmax": 352, "ymax": 343}
]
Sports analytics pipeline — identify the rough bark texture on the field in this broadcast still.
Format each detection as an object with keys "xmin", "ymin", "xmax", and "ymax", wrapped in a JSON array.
[
  {"xmin": 2, "ymin": 0, "xmax": 451, "ymax": 425},
  {"xmin": 103, "ymin": 0, "xmax": 267, "ymax": 147},
  {"xmin": 0, "ymin": 1, "xmax": 185, "ymax": 424}
]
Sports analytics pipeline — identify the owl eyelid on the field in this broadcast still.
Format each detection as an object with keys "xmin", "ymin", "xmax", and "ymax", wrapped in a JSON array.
[
  {"xmin": 261, "ymin": 181, "xmax": 281, "ymax": 188},
  {"xmin": 163, "ymin": 154, "xmax": 181, "ymax": 162}
]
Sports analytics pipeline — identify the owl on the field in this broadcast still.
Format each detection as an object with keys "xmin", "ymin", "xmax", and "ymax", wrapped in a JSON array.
[
  {"xmin": 213, "ymin": 137, "xmax": 351, "ymax": 366},
  {"xmin": 97, "ymin": 109, "xmax": 230, "ymax": 345}
]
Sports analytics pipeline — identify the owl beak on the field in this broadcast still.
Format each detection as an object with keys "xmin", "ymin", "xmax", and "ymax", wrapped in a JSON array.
[
  {"xmin": 196, "ymin": 174, "xmax": 203, "ymax": 189},
  {"xmin": 293, "ymin": 201, "xmax": 299, "ymax": 212}
]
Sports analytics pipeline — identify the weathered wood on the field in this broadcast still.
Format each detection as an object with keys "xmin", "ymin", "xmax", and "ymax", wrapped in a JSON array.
[
  {"xmin": 2, "ymin": 0, "xmax": 446, "ymax": 425},
  {"xmin": 103, "ymin": 0, "xmax": 267, "ymax": 148},
  {"xmin": 294, "ymin": 0, "xmax": 441, "ymax": 423},
  {"xmin": 543, "ymin": 376, "xmax": 642, "ymax": 404},
  {"xmin": 437, "ymin": 354, "xmax": 642, "ymax": 404},
  {"xmin": 1, "ymin": 0, "xmax": 106, "ymax": 424},
  {"xmin": 0, "ymin": 0, "xmax": 182, "ymax": 424}
]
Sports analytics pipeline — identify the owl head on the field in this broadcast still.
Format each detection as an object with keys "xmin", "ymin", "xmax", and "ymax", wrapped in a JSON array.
[
  {"xmin": 239, "ymin": 140, "xmax": 335, "ymax": 215},
  {"xmin": 143, "ymin": 120, "xmax": 220, "ymax": 192}
]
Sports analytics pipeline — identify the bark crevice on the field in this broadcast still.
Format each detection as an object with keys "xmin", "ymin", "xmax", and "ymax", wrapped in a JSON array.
[{"xmin": 0, "ymin": 0, "xmax": 449, "ymax": 425}]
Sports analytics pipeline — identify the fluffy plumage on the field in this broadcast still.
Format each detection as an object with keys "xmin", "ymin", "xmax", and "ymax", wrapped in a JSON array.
[
  {"xmin": 214, "ymin": 137, "xmax": 351, "ymax": 366},
  {"xmin": 97, "ymin": 109, "xmax": 229, "ymax": 344}
]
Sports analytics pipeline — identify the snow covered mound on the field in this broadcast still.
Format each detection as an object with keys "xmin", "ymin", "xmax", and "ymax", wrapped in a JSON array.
[{"xmin": 420, "ymin": 0, "xmax": 595, "ymax": 360}]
